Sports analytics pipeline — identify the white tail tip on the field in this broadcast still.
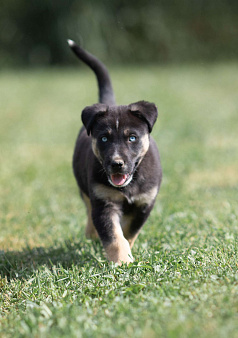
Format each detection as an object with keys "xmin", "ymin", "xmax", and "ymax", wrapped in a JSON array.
[{"xmin": 67, "ymin": 39, "xmax": 76, "ymax": 47}]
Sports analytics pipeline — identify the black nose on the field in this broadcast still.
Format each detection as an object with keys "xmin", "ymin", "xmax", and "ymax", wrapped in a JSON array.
[{"xmin": 111, "ymin": 160, "xmax": 124, "ymax": 168}]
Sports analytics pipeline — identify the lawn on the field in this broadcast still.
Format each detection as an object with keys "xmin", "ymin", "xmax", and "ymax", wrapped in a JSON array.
[{"xmin": 0, "ymin": 63, "xmax": 238, "ymax": 337}]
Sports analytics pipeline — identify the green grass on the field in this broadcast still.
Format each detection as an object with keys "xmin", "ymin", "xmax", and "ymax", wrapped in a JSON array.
[{"xmin": 0, "ymin": 63, "xmax": 238, "ymax": 337}]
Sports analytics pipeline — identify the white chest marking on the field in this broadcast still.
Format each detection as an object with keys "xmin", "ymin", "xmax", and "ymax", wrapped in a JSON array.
[{"xmin": 116, "ymin": 119, "xmax": 119, "ymax": 131}]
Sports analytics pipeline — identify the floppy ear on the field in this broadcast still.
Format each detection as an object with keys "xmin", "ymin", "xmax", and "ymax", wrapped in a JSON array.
[
  {"xmin": 82, "ymin": 103, "xmax": 108, "ymax": 135},
  {"xmin": 129, "ymin": 100, "xmax": 158, "ymax": 133}
]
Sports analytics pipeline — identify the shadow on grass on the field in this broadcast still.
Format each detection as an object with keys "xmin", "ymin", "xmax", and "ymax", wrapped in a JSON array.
[{"xmin": 0, "ymin": 239, "xmax": 104, "ymax": 280}]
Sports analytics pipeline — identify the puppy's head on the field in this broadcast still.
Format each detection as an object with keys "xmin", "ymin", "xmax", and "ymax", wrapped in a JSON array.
[{"xmin": 82, "ymin": 101, "xmax": 158, "ymax": 188}]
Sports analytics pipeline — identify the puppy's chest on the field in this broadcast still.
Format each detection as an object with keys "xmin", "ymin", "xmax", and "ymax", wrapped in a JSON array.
[{"xmin": 92, "ymin": 183, "xmax": 158, "ymax": 208}]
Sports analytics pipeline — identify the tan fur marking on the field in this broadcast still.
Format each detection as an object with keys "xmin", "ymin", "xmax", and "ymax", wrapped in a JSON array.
[
  {"xmin": 127, "ymin": 233, "xmax": 139, "ymax": 249},
  {"xmin": 91, "ymin": 138, "xmax": 102, "ymax": 162},
  {"xmin": 112, "ymin": 152, "xmax": 123, "ymax": 162},
  {"xmin": 133, "ymin": 186, "xmax": 158, "ymax": 206},
  {"xmin": 93, "ymin": 184, "xmax": 124, "ymax": 202},
  {"xmin": 121, "ymin": 214, "xmax": 138, "ymax": 248},
  {"xmin": 140, "ymin": 134, "xmax": 150, "ymax": 157},
  {"xmin": 82, "ymin": 193, "xmax": 98, "ymax": 239},
  {"xmin": 132, "ymin": 134, "xmax": 150, "ymax": 168},
  {"xmin": 104, "ymin": 213, "xmax": 133, "ymax": 265}
]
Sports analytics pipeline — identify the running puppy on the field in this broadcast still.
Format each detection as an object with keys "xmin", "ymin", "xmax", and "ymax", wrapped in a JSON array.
[{"xmin": 68, "ymin": 40, "xmax": 162, "ymax": 264}]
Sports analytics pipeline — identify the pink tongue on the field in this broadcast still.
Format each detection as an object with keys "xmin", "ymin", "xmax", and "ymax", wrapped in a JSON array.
[{"xmin": 111, "ymin": 173, "xmax": 127, "ymax": 186}]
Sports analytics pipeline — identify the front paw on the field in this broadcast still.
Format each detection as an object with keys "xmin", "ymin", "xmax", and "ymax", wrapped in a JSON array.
[{"xmin": 105, "ymin": 238, "xmax": 134, "ymax": 265}]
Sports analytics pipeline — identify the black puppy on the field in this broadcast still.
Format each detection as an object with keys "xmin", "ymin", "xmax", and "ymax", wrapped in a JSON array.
[{"xmin": 68, "ymin": 40, "xmax": 162, "ymax": 264}]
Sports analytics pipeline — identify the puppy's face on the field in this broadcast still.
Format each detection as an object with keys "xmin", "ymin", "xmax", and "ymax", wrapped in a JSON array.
[
  {"xmin": 82, "ymin": 101, "xmax": 158, "ymax": 188},
  {"xmin": 91, "ymin": 112, "xmax": 149, "ymax": 187}
]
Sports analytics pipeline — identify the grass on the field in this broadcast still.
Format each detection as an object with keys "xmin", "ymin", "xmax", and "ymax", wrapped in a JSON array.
[{"xmin": 0, "ymin": 62, "xmax": 238, "ymax": 337}]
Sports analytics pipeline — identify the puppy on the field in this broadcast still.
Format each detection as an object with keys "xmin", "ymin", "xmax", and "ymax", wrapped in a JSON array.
[{"xmin": 68, "ymin": 40, "xmax": 162, "ymax": 264}]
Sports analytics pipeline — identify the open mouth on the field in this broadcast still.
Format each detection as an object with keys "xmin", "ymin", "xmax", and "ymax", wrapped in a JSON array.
[{"xmin": 109, "ymin": 173, "xmax": 132, "ymax": 188}]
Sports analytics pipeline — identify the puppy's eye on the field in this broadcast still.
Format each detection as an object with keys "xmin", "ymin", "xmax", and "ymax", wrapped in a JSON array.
[
  {"xmin": 129, "ymin": 135, "xmax": 136, "ymax": 142},
  {"xmin": 101, "ymin": 136, "xmax": 108, "ymax": 142}
]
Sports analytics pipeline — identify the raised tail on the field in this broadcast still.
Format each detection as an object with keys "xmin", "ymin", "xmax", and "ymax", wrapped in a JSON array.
[{"xmin": 68, "ymin": 39, "xmax": 116, "ymax": 105}]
